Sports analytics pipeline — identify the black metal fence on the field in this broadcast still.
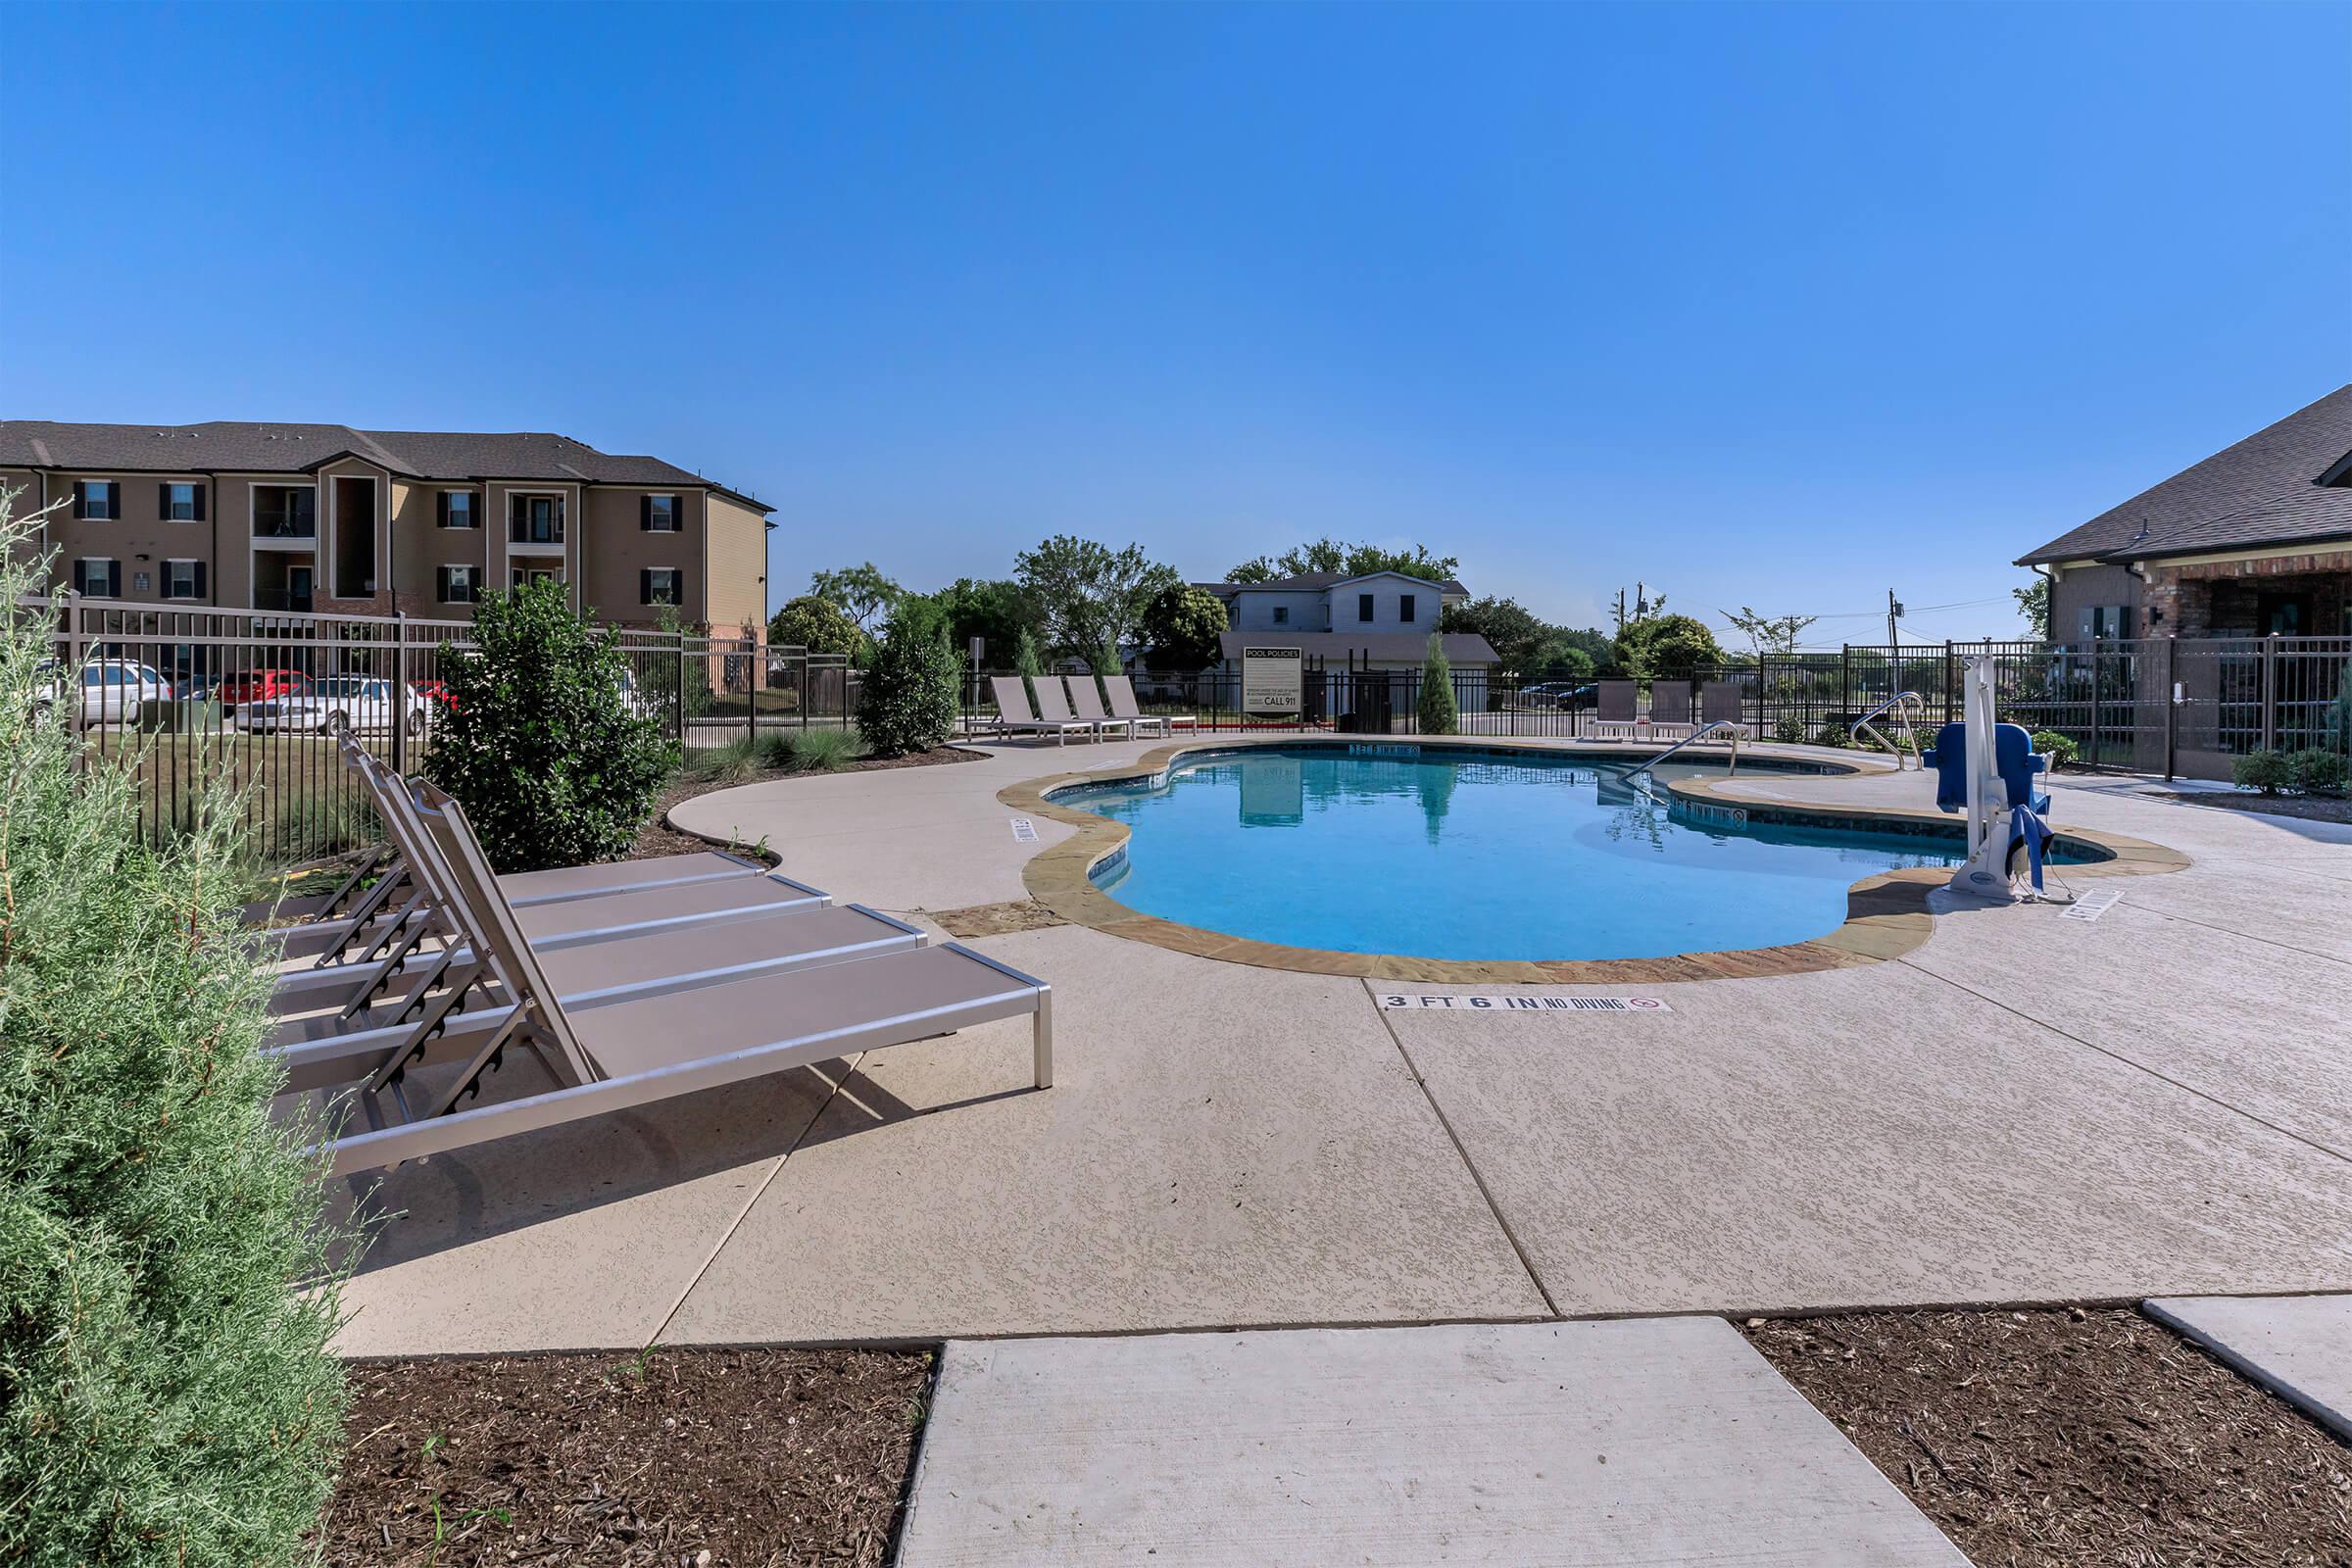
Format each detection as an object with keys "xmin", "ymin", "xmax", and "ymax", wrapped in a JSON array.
[
  {"xmin": 34, "ymin": 592, "xmax": 858, "ymax": 863},
  {"xmin": 976, "ymin": 636, "xmax": 2352, "ymax": 781}
]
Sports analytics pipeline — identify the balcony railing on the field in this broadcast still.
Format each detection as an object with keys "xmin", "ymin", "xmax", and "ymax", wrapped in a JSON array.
[
  {"xmin": 509, "ymin": 520, "xmax": 564, "ymax": 545},
  {"xmin": 255, "ymin": 514, "xmax": 317, "ymax": 540}
]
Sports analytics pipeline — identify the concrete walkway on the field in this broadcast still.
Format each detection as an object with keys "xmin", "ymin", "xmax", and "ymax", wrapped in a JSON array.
[
  {"xmin": 330, "ymin": 739, "xmax": 2352, "ymax": 1355},
  {"xmin": 898, "ymin": 1318, "xmax": 1968, "ymax": 1567},
  {"xmin": 2145, "ymin": 1294, "xmax": 2352, "ymax": 1439}
]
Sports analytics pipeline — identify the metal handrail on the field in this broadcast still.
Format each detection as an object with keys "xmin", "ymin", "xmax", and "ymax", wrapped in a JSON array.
[
  {"xmin": 1850, "ymin": 691, "xmax": 1925, "ymax": 768},
  {"xmin": 1631, "ymin": 719, "xmax": 1743, "ymax": 779}
]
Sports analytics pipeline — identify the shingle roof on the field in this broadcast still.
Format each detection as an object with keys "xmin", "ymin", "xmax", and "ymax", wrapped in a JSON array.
[
  {"xmin": 0, "ymin": 420, "xmax": 771, "ymax": 512},
  {"xmin": 2015, "ymin": 385, "xmax": 2352, "ymax": 565},
  {"xmin": 1219, "ymin": 630, "xmax": 1499, "ymax": 664},
  {"xmin": 1198, "ymin": 571, "xmax": 1472, "ymax": 596}
]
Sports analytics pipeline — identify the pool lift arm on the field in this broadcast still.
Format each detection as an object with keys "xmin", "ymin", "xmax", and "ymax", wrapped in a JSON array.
[{"xmin": 1926, "ymin": 657, "xmax": 2056, "ymax": 903}]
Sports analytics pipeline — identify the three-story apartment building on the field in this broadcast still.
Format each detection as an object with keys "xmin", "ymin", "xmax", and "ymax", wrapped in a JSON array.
[{"xmin": 0, "ymin": 421, "xmax": 772, "ymax": 636}]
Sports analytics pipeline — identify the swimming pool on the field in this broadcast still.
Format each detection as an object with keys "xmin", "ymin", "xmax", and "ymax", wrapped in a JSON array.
[{"xmin": 1063, "ymin": 745, "xmax": 2066, "ymax": 961}]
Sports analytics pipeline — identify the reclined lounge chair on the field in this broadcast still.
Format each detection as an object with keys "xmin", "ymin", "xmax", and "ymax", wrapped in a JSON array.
[
  {"xmin": 988, "ymin": 676, "xmax": 1094, "ymax": 746},
  {"xmin": 1105, "ymin": 674, "xmax": 1193, "ymax": 736},
  {"xmin": 278, "ymin": 780, "xmax": 1051, "ymax": 1176},
  {"xmin": 1062, "ymin": 674, "xmax": 1134, "ymax": 741},
  {"xmin": 1589, "ymin": 680, "xmax": 1639, "ymax": 740},
  {"xmin": 1646, "ymin": 680, "xmax": 1698, "ymax": 742}
]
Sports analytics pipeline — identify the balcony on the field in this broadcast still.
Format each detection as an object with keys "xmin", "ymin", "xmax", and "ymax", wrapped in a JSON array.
[{"xmin": 255, "ymin": 514, "xmax": 318, "ymax": 542}]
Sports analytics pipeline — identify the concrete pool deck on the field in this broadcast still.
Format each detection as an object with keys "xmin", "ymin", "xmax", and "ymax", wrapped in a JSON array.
[{"xmin": 331, "ymin": 736, "xmax": 2352, "ymax": 1356}]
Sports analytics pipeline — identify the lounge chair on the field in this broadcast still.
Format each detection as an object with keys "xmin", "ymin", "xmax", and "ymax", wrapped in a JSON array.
[
  {"xmin": 279, "ymin": 780, "xmax": 1051, "ymax": 1176},
  {"xmin": 1062, "ymin": 675, "xmax": 1134, "ymax": 741},
  {"xmin": 1104, "ymin": 675, "xmax": 1193, "ymax": 735},
  {"xmin": 988, "ymin": 675, "xmax": 1093, "ymax": 746},
  {"xmin": 270, "ymin": 745, "xmax": 832, "ymax": 1016},
  {"xmin": 1030, "ymin": 674, "xmax": 1105, "ymax": 741},
  {"xmin": 1698, "ymin": 680, "xmax": 1750, "ymax": 740},
  {"xmin": 1589, "ymin": 680, "xmax": 1639, "ymax": 739},
  {"xmin": 1646, "ymin": 681, "xmax": 1698, "ymax": 742},
  {"xmin": 269, "ymin": 758, "xmax": 926, "ymax": 1061}
]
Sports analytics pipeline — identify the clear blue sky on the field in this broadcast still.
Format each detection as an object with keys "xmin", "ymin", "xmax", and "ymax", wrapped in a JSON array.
[{"xmin": 4, "ymin": 2, "xmax": 2346, "ymax": 644}]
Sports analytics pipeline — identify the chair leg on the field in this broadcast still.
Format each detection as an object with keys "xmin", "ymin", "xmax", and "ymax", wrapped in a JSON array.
[{"xmin": 1032, "ymin": 988, "xmax": 1054, "ymax": 1089}]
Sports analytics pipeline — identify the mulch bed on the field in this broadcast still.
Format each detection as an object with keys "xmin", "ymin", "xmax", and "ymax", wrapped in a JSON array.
[
  {"xmin": 1746, "ymin": 1308, "xmax": 2352, "ymax": 1567},
  {"xmin": 320, "ymin": 1348, "xmax": 933, "ymax": 1568},
  {"xmin": 633, "ymin": 746, "xmax": 981, "ymax": 862},
  {"xmin": 2156, "ymin": 791, "xmax": 2352, "ymax": 825}
]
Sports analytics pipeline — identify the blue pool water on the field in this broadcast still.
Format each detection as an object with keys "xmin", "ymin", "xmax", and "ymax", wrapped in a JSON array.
[{"xmin": 1068, "ymin": 746, "xmax": 2026, "ymax": 961}]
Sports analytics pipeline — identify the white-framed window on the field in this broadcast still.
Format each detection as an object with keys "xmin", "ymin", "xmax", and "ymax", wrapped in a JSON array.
[
  {"xmin": 510, "ymin": 566, "xmax": 564, "ymax": 591},
  {"xmin": 74, "ymin": 481, "xmax": 120, "ymax": 520},
  {"xmin": 437, "ymin": 564, "xmax": 479, "ymax": 604},
  {"xmin": 163, "ymin": 560, "xmax": 206, "ymax": 599},
  {"xmin": 162, "ymin": 482, "xmax": 204, "ymax": 521},
  {"xmin": 73, "ymin": 558, "xmax": 122, "ymax": 597},
  {"xmin": 438, "ymin": 491, "xmax": 477, "ymax": 530},
  {"xmin": 640, "ymin": 566, "xmax": 683, "ymax": 607},
  {"xmin": 642, "ymin": 493, "xmax": 680, "ymax": 532}
]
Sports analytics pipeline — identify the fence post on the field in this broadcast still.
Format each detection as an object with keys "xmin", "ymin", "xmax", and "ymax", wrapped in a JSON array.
[
  {"xmin": 1839, "ymin": 645, "xmax": 1851, "ymax": 732},
  {"xmin": 2163, "ymin": 636, "xmax": 2178, "ymax": 780},
  {"xmin": 746, "ymin": 635, "xmax": 758, "ymax": 754},
  {"xmin": 675, "ymin": 630, "xmax": 688, "ymax": 750},
  {"xmin": 390, "ymin": 611, "xmax": 410, "ymax": 776},
  {"xmin": 1943, "ymin": 643, "xmax": 1956, "ymax": 725},
  {"xmin": 2261, "ymin": 634, "xmax": 2278, "ymax": 752},
  {"xmin": 61, "ymin": 588, "xmax": 83, "ymax": 740}
]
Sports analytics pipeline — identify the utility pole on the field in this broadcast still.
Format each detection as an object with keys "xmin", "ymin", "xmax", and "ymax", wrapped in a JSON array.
[
  {"xmin": 1613, "ymin": 588, "xmax": 1628, "ymax": 639},
  {"xmin": 1886, "ymin": 588, "xmax": 1903, "ymax": 649}
]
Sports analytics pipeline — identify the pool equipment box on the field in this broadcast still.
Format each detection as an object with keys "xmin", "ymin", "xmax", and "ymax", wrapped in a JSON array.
[{"xmin": 1242, "ymin": 645, "xmax": 1304, "ymax": 716}]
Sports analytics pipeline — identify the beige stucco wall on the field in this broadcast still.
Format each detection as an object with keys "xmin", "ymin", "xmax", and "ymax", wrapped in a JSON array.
[
  {"xmin": 580, "ymin": 485, "xmax": 704, "ymax": 626},
  {"xmin": 703, "ymin": 492, "xmax": 768, "ymax": 640},
  {"xmin": 16, "ymin": 468, "xmax": 219, "ymax": 604}
]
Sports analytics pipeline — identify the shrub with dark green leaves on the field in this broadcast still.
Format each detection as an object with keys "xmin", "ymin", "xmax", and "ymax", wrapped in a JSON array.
[
  {"xmin": 2232, "ymin": 749, "xmax": 2289, "ymax": 794},
  {"xmin": 2287, "ymin": 747, "xmax": 2348, "ymax": 798},
  {"xmin": 857, "ymin": 600, "xmax": 960, "ymax": 758},
  {"xmin": 2031, "ymin": 729, "xmax": 2080, "ymax": 769},
  {"xmin": 1772, "ymin": 714, "xmax": 1807, "ymax": 746},
  {"xmin": 1417, "ymin": 633, "xmax": 1457, "ymax": 735},
  {"xmin": 426, "ymin": 580, "xmax": 677, "ymax": 871},
  {"xmin": 1, "ymin": 495, "xmax": 354, "ymax": 1565}
]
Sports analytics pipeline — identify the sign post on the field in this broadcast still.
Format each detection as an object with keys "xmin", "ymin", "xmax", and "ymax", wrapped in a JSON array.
[{"xmin": 1241, "ymin": 645, "xmax": 1303, "ymax": 720}]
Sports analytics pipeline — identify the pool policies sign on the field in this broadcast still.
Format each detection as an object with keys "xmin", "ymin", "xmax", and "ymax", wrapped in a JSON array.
[{"xmin": 1242, "ymin": 645, "xmax": 1303, "ymax": 717}]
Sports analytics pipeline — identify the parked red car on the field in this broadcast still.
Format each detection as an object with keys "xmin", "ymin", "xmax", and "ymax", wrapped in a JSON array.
[{"xmin": 216, "ymin": 668, "xmax": 307, "ymax": 709}]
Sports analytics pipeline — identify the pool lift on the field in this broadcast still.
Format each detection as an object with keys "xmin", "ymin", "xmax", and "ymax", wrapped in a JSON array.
[{"xmin": 1922, "ymin": 656, "xmax": 2062, "ymax": 903}]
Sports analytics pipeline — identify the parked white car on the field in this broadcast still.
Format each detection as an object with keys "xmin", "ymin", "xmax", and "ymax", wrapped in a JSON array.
[
  {"xmin": 36, "ymin": 659, "xmax": 173, "ymax": 726},
  {"xmin": 240, "ymin": 676, "xmax": 432, "ymax": 736}
]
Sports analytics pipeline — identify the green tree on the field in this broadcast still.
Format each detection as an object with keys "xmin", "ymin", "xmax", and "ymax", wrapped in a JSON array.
[
  {"xmin": 1013, "ymin": 535, "xmax": 1178, "ymax": 661},
  {"xmin": 933, "ymin": 577, "xmax": 1038, "ymax": 666},
  {"xmin": 0, "ymin": 492, "xmax": 354, "ymax": 1566},
  {"xmin": 1417, "ymin": 632, "xmax": 1458, "ymax": 734},
  {"xmin": 1138, "ymin": 582, "xmax": 1229, "ymax": 670},
  {"xmin": 1527, "ymin": 640, "xmax": 1596, "ymax": 680},
  {"xmin": 808, "ymin": 562, "xmax": 904, "ymax": 634},
  {"xmin": 1440, "ymin": 596, "xmax": 1546, "ymax": 670},
  {"xmin": 2013, "ymin": 575, "xmax": 2052, "ymax": 639},
  {"xmin": 428, "ymin": 580, "xmax": 677, "ymax": 871},
  {"xmin": 857, "ymin": 595, "xmax": 960, "ymax": 757},
  {"xmin": 1227, "ymin": 538, "xmax": 1460, "ymax": 584},
  {"xmin": 1616, "ymin": 612, "xmax": 1723, "ymax": 676},
  {"xmin": 1546, "ymin": 625, "xmax": 1621, "ymax": 673},
  {"xmin": 769, "ymin": 594, "xmax": 867, "ymax": 660},
  {"xmin": 1724, "ymin": 606, "xmax": 1819, "ymax": 659}
]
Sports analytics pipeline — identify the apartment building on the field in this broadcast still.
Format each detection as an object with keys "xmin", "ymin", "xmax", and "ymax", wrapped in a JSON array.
[
  {"xmin": 1193, "ymin": 570, "xmax": 1494, "ymax": 672},
  {"xmin": 0, "ymin": 421, "xmax": 772, "ymax": 635}
]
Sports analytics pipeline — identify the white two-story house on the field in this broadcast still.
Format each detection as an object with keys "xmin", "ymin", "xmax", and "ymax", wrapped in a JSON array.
[{"xmin": 1195, "ymin": 570, "xmax": 1496, "ymax": 673}]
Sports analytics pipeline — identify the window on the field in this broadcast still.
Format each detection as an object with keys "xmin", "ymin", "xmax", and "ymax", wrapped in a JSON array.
[
  {"xmin": 510, "ymin": 566, "xmax": 564, "ymax": 591},
  {"xmin": 641, "ymin": 494, "xmax": 679, "ymax": 532},
  {"xmin": 437, "ymin": 491, "xmax": 476, "ymax": 529},
  {"xmin": 161, "ymin": 482, "xmax": 204, "ymax": 521},
  {"xmin": 509, "ymin": 493, "xmax": 564, "ymax": 544},
  {"xmin": 437, "ymin": 565, "xmax": 479, "ymax": 604},
  {"xmin": 1399, "ymin": 594, "xmax": 1417, "ymax": 624},
  {"xmin": 1359, "ymin": 592, "xmax": 1375, "ymax": 622},
  {"xmin": 72, "ymin": 559, "xmax": 122, "ymax": 597},
  {"xmin": 163, "ymin": 560, "xmax": 206, "ymax": 599},
  {"xmin": 1272, "ymin": 605, "xmax": 1290, "ymax": 625},
  {"xmin": 2079, "ymin": 605, "xmax": 2133, "ymax": 640},
  {"xmin": 74, "ymin": 481, "xmax": 119, "ymax": 520},
  {"xmin": 640, "ymin": 566, "xmax": 683, "ymax": 606}
]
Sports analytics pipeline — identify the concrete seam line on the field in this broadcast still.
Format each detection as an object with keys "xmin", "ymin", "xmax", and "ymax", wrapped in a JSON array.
[
  {"xmin": 1896, "ymin": 959, "xmax": 2352, "ymax": 1168},
  {"xmin": 1364, "ymin": 977, "xmax": 1564, "ymax": 1319},
  {"xmin": 2119, "ymin": 902, "xmax": 2352, "ymax": 972},
  {"xmin": 644, "ymin": 1051, "xmax": 869, "ymax": 1349}
]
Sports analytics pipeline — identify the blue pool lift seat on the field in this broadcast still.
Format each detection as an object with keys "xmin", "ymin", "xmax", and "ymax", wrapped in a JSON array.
[{"xmin": 1922, "ymin": 722, "xmax": 2050, "ymax": 815}]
